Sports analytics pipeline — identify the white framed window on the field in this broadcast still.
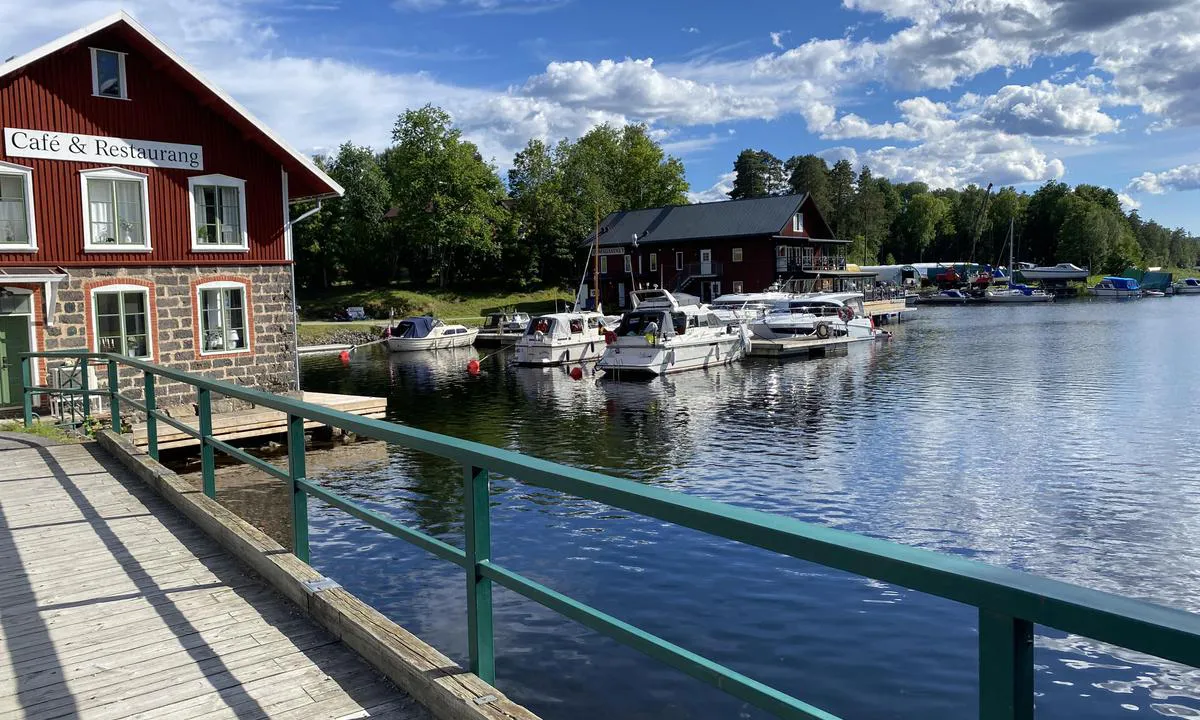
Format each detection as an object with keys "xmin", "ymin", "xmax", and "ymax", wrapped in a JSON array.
[
  {"xmin": 90, "ymin": 48, "xmax": 128, "ymax": 100},
  {"xmin": 792, "ymin": 213, "xmax": 804, "ymax": 233},
  {"xmin": 92, "ymin": 285, "xmax": 151, "ymax": 358},
  {"xmin": 599, "ymin": 255, "xmax": 608, "ymax": 274},
  {"xmin": 197, "ymin": 281, "xmax": 249, "ymax": 355},
  {"xmin": 732, "ymin": 281, "xmax": 744, "ymax": 293},
  {"xmin": 80, "ymin": 167, "xmax": 150, "ymax": 251},
  {"xmin": 624, "ymin": 254, "xmax": 632, "ymax": 273},
  {"xmin": 675, "ymin": 251, "xmax": 683, "ymax": 270},
  {"xmin": 188, "ymin": 174, "xmax": 248, "ymax": 251},
  {"xmin": 0, "ymin": 161, "xmax": 36, "ymax": 252},
  {"xmin": 649, "ymin": 253, "xmax": 657, "ymax": 272},
  {"xmin": 732, "ymin": 247, "xmax": 744, "ymax": 263}
]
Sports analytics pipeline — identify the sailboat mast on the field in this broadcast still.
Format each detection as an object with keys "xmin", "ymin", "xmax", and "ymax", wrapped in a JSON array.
[
  {"xmin": 1009, "ymin": 217, "xmax": 1014, "ymax": 280},
  {"xmin": 593, "ymin": 206, "xmax": 601, "ymax": 313}
]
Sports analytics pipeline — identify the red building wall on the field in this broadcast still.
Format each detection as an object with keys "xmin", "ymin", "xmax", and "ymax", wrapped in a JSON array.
[{"xmin": 0, "ymin": 27, "xmax": 286, "ymax": 267}]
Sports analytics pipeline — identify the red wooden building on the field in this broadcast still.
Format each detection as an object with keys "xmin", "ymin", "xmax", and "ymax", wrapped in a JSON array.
[
  {"xmin": 0, "ymin": 12, "xmax": 342, "ymax": 411},
  {"xmin": 583, "ymin": 194, "xmax": 852, "ymax": 309}
]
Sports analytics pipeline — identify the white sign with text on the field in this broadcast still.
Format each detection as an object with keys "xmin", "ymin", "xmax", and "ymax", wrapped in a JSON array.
[{"xmin": 3, "ymin": 128, "xmax": 203, "ymax": 170}]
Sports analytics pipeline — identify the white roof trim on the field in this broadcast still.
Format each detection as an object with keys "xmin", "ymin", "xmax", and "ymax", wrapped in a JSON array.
[{"xmin": 0, "ymin": 11, "xmax": 343, "ymax": 200}]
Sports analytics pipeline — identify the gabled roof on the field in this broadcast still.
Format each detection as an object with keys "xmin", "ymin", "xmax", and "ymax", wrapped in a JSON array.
[
  {"xmin": 0, "ymin": 11, "xmax": 342, "ymax": 200},
  {"xmin": 584, "ymin": 194, "xmax": 823, "ymax": 248}
]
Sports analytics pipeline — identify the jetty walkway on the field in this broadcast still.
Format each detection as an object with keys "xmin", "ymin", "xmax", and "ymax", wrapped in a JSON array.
[
  {"xmin": 0, "ymin": 439, "xmax": 424, "ymax": 720},
  {"xmin": 12, "ymin": 350, "xmax": 1200, "ymax": 720}
]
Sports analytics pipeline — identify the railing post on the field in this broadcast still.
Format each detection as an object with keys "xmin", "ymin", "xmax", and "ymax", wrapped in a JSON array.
[
  {"xmin": 197, "ymin": 387, "xmax": 215, "ymax": 498},
  {"xmin": 979, "ymin": 610, "xmax": 1034, "ymax": 720},
  {"xmin": 143, "ymin": 371, "xmax": 158, "ymax": 461},
  {"xmin": 107, "ymin": 359, "xmax": 120, "ymax": 434},
  {"xmin": 287, "ymin": 413, "xmax": 309, "ymax": 563},
  {"xmin": 464, "ymin": 465, "xmax": 495, "ymax": 683},
  {"xmin": 20, "ymin": 356, "xmax": 33, "ymax": 428},
  {"xmin": 80, "ymin": 357, "xmax": 91, "ymax": 423}
]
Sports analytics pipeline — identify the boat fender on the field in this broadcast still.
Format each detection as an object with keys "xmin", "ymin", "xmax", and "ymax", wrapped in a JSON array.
[{"xmin": 815, "ymin": 322, "xmax": 831, "ymax": 340}]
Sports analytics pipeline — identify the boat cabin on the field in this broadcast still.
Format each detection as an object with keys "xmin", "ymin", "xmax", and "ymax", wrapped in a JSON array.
[{"xmin": 525, "ymin": 313, "xmax": 605, "ymax": 340}]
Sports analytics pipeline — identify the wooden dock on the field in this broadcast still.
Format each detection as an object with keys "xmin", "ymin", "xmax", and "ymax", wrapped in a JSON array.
[
  {"xmin": 0, "ymin": 441, "xmax": 424, "ymax": 719},
  {"xmin": 863, "ymin": 298, "xmax": 914, "ymax": 325},
  {"xmin": 747, "ymin": 335, "xmax": 860, "ymax": 359},
  {"xmin": 130, "ymin": 392, "xmax": 387, "ymax": 450}
]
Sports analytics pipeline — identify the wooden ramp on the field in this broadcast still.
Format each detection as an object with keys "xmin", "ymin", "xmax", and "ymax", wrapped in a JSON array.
[
  {"xmin": 0, "ymin": 440, "xmax": 426, "ymax": 720},
  {"xmin": 130, "ymin": 392, "xmax": 387, "ymax": 450}
]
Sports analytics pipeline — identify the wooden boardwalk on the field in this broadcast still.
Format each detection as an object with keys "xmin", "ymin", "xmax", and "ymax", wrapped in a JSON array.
[{"xmin": 0, "ymin": 439, "xmax": 427, "ymax": 720}]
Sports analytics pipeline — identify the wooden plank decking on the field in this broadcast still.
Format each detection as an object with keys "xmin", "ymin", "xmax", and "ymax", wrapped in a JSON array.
[
  {"xmin": 129, "ymin": 392, "xmax": 388, "ymax": 450},
  {"xmin": 0, "ymin": 439, "xmax": 427, "ymax": 720}
]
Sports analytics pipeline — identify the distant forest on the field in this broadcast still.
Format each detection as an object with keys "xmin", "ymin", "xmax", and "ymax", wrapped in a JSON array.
[
  {"xmin": 727, "ymin": 149, "xmax": 1200, "ymax": 274},
  {"xmin": 293, "ymin": 105, "xmax": 1198, "ymax": 292}
]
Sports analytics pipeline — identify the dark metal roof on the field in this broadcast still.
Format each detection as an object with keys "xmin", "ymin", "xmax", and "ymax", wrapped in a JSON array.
[{"xmin": 584, "ymin": 194, "xmax": 811, "ymax": 248}]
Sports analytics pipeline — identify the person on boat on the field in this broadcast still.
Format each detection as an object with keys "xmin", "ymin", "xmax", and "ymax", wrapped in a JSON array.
[{"xmin": 644, "ymin": 320, "xmax": 658, "ymax": 345}]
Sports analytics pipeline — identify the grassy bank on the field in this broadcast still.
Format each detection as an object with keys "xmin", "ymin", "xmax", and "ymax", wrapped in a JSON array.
[
  {"xmin": 0, "ymin": 420, "xmax": 78, "ymax": 443},
  {"xmin": 298, "ymin": 285, "xmax": 576, "ymax": 324}
]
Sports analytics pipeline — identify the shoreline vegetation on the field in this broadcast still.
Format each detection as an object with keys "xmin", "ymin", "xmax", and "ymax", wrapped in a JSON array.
[{"xmin": 296, "ymin": 284, "xmax": 574, "ymax": 346}]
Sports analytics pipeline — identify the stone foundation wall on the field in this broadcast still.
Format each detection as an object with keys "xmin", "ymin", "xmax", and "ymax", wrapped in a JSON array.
[{"xmin": 39, "ymin": 264, "xmax": 297, "ymax": 415}]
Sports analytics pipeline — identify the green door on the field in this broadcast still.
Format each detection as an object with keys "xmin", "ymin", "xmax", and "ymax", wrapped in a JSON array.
[{"xmin": 0, "ymin": 315, "xmax": 30, "ymax": 407}]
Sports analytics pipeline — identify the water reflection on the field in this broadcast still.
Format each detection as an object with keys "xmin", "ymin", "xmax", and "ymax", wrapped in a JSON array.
[{"xmin": 301, "ymin": 298, "xmax": 1200, "ymax": 719}]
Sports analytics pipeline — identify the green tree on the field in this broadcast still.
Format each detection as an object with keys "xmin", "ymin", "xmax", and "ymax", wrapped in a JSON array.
[
  {"xmin": 508, "ymin": 138, "xmax": 572, "ymax": 286},
  {"xmin": 728, "ymin": 149, "xmax": 785, "ymax": 199},
  {"xmin": 784, "ymin": 154, "xmax": 831, "ymax": 212},
  {"xmin": 827, "ymin": 159, "xmax": 855, "ymax": 238},
  {"xmin": 380, "ymin": 105, "xmax": 511, "ymax": 287},
  {"xmin": 895, "ymin": 193, "xmax": 951, "ymax": 261},
  {"xmin": 1056, "ymin": 195, "xmax": 1137, "ymax": 273},
  {"xmin": 1024, "ymin": 181, "xmax": 1071, "ymax": 264}
]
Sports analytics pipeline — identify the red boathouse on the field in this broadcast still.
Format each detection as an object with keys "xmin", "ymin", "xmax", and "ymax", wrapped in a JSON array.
[
  {"xmin": 0, "ymin": 12, "xmax": 342, "ymax": 412},
  {"xmin": 583, "ymin": 194, "xmax": 856, "ymax": 310}
]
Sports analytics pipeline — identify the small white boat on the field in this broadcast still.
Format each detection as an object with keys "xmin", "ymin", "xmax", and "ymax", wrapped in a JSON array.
[
  {"xmin": 916, "ymin": 289, "xmax": 971, "ymax": 305},
  {"xmin": 1175, "ymin": 278, "xmax": 1200, "ymax": 295},
  {"xmin": 985, "ymin": 285, "xmax": 1054, "ymax": 303},
  {"xmin": 384, "ymin": 317, "xmax": 478, "ymax": 352},
  {"xmin": 475, "ymin": 312, "xmax": 530, "ymax": 346},
  {"xmin": 1019, "ymin": 263, "xmax": 1090, "ymax": 281},
  {"xmin": 1091, "ymin": 277, "xmax": 1142, "ymax": 298},
  {"xmin": 598, "ymin": 289, "xmax": 749, "ymax": 377},
  {"xmin": 752, "ymin": 292, "xmax": 877, "ymax": 340},
  {"xmin": 512, "ymin": 311, "xmax": 612, "ymax": 366}
]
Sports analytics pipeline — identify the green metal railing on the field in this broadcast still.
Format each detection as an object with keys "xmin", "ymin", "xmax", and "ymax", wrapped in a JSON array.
[{"xmin": 20, "ymin": 350, "xmax": 1200, "ymax": 719}]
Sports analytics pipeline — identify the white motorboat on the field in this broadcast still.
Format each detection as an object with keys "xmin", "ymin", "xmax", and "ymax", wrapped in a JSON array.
[
  {"xmin": 1175, "ymin": 278, "xmax": 1200, "ymax": 295},
  {"xmin": 598, "ymin": 289, "xmax": 749, "ymax": 377},
  {"xmin": 512, "ymin": 311, "xmax": 612, "ymax": 366},
  {"xmin": 1018, "ymin": 263, "xmax": 1089, "ymax": 281},
  {"xmin": 1091, "ymin": 276, "xmax": 1142, "ymax": 298},
  {"xmin": 986, "ymin": 285, "xmax": 1053, "ymax": 303},
  {"xmin": 475, "ymin": 312, "xmax": 531, "ymax": 346},
  {"xmin": 709, "ymin": 291, "xmax": 796, "ymax": 321},
  {"xmin": 384, "ymin": 317, "xmax": 478, "ymax": 352},
  {"xmin": 752, "ymin": 292, "xmax": 877, "ymax": 340}
]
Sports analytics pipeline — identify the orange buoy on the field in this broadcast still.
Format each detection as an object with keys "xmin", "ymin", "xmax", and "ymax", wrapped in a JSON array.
[
  {"xmin": 467, "ymin": 359, "xmax": 481, "ymax": 375},
  {"xmin": 339, "ymin": 350, "xmax": 351, "ymax": 363},
  {"xmin": 569, "ymin": 366, "xmax": 583, "ymax": 380}
]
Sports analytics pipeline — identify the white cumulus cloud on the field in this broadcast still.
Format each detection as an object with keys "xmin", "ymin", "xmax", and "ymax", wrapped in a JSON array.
[{"xmin": 1128, "ymin": 163, "xmax": 1200, "ymax": 195}]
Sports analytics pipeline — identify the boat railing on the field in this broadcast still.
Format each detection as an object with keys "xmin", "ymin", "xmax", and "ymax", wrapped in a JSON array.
[{"xmin": 19, "ymin": 349, "xmax": 1200, "ymax": 720}]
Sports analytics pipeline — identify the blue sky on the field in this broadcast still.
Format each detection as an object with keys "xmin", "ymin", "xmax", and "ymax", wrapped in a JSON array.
[{"xmin": 4, "ymin": 0, "xmax": 1200, "ymax": 232}]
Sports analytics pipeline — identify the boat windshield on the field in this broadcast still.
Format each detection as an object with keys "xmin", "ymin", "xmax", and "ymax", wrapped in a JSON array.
[
  {"xmin": 617, "ymin": 311, "xmax": 673, "ymax": 337},
  {"xmin": 786, "ymin": 302, "xmax": 839, "ymax": 316},
  {"xmin": 526, "ymin": 316, "xmax": 557, "ymax": 336},
  {"xmin": 483, "ymin": 314, "xmax": 504, "ymax": 329}
]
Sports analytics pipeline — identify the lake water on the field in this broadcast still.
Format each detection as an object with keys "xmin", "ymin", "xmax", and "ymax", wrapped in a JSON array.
[{"xmin": 300, "ymin": 298, "xmax": 1200, "ymax": 720}]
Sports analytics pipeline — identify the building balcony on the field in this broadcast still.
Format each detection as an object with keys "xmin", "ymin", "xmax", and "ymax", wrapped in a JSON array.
[{"xmin": 776, "ymin": 256, "xmax": 847, "ymax": 273}]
